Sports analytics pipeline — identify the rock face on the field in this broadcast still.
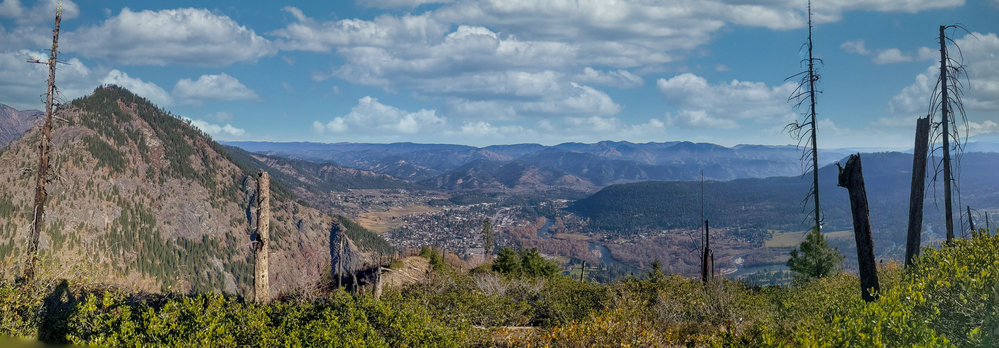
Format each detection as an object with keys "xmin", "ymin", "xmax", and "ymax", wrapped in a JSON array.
[
  {"xmin": 0, "ymin": 86, "xmax": 374, "ymax": 296},
  {"xmin": 0, "ymin": 104, "xmax": 42, "ymax": 148}
]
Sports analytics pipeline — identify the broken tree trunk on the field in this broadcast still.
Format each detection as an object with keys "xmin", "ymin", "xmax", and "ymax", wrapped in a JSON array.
[
  {"xmin": 254, "ymin": 171, "xmax": 271, "ymax": 304},
  {"xmin": 373, "ymin": 266, "xmax": 384, "ymax": 300},
  {"xmin": 906, "ymin": 117, "xmax": 930, "ymax": 267},
  {"xmin": 838, "ymin": 154, "xmax": 880, "ymax": 302},
  {"xmin": 968, "ymin": 206, "xmax": 975, "ymax": 232},
  {"xmin": 23, "ymin": 7, "xmax": 62, "ymax": 283},
  {"xmin": 701, "ymin": 220, "xmax": 710, "ymax": 283}
]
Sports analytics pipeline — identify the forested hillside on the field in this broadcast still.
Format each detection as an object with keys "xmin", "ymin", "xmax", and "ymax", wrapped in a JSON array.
[
  {"xmin": 571, "ymin": 152, "xmax": 999, "ymax": 246},
  {"xmin": 0, "ymin": 86, "xmax": 388, "ymax": 296}
]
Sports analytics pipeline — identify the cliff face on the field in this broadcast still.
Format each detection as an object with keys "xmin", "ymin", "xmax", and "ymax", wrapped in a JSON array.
[
  {"xmin": 0, "ymin": 86, "xmax": 342, "ymax": 296},
  {"xmin": 0, "ymin": 103, "xmax": 42, "ymax": 148}
]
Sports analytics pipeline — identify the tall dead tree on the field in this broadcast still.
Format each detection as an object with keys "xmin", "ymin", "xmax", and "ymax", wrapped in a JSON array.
[
  {"xmin": 785, "ymin": 1, "xmax": 823, "ymax": 233},
  {"xmin": 837, "ymin": 155, "xmax": 880, "ymax": 302},
  {"xmin": 701, "ymin": 219, "xmax": 710, "ymax": 283},
  {"xmin": 905, "ymin": 117, "xmax": 930, "ymax": 267},
  {"xmin": 22, "ymin": 3, "xmax": 63, "ymax": 283},
  {"xmin": 254, "ymin": 171, "xmax": 271, "ymax": 304},
  {"xmin": 928, "ymin": 25, "xmax": 972, "ymax": 244}
]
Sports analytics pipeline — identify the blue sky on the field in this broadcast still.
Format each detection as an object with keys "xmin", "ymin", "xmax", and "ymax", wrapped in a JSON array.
[{"xmin": 1, "ymin": 0, "xmax": 997, "ymax": 148}]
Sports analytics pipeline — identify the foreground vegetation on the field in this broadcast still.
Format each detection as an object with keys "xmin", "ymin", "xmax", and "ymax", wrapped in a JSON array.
[{"xmin": 2, "ymin": 231, "xmax": 999, "ymax": 347}]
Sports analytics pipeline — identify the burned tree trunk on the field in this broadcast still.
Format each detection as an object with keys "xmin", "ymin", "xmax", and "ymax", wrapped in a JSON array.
[
  {"xmin": 940, "ymin": 25, "xmax": 956, "ymax": 243},
  {"xmin": 701, "ymin": 219, "xmax": 710, "ymax": 283},
  {"xmin": 968, "ymin": 206, "xmax": 975, "ymax": 232},
  {"xmin": 906, "ymin": 117, "xmax": 930, "ymax": 267},
  {"xmin": 254, "ymin": 171, "xmax": 271, "ymax": 304},
  {"xmin": 23, "ymin": 7, "xmax": 62, "ymax": 283},
  {"xmin": 837, "ymin": 154, "xmax": 880, "ymax": 302}
]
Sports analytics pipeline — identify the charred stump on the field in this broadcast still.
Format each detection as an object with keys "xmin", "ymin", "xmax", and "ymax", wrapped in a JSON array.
[
  {"xmin": 906, "ymin": 117, "xmax": 930, "ymax": 267},
  {"xmin": 837, "ymin": 154, "xmax": 880, "ymax": 302}
]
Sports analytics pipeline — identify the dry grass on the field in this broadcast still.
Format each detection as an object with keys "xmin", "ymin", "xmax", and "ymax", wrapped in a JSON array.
[
  {"xmin": 355, "ymin": 205, "xmax": 440, "ymax": 234},
  {"xmin": 766, "ymin": 230, "xmax": 854, "ymax": 248}
]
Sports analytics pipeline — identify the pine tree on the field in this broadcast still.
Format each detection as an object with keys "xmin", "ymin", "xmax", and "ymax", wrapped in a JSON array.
[
  {"xmin": 481, "ymin": 218, "xmax": 494, "ymax": 255},
  {"xmin": 786, "ymin": 227, "xmax": 843, "ymax": 280}
]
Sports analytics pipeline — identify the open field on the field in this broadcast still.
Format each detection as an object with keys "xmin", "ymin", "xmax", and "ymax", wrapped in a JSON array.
[
  {"xmin": 355, "ymin": 205, "xmax": 440, "ymax": 234},
  {"xmin": 765, "ymin": 230, "xmax": 854, "ymax": 248}
]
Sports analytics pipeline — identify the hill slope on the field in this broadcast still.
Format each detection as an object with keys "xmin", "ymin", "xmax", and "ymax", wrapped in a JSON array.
[
  {"xmin": 0, "ymin": 86, "xmax": 386, "ymax": 295},
  {"xmin": 0, "ymin": 103, "xmax": 41, "ymax": 147},
  {"xmin": 223, "ymin": 145, "xmax": 417, "ymax": 206},
  {"xmin": 571, "ymin": 152, "xmax": 999, "ymax": 248}
]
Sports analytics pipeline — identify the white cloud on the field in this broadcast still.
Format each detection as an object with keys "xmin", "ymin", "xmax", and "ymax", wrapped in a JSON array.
[
  {"xmin": 358, "ymin": 0, "xmax": 455, "ymax": 9},
  {"xmin": 714, "ymin": 64, "xmax": 729, "ymax": 73},
  {"xmin": 101, "ymin": 69, "xmax": 174, "ymax": 106},
  {"xmin": 871, "ymin": 115, "xmax": 920, "ymax": 128},
  {"xmin": 890, "ymin": 32, "xmax": 999, "ymax": 115},
  {"xmin": 966, "ymin": 120, "xmax": 999, "ymax": 137},
  {"xmin": 873, "ymin": 48, "xmax": 913, "ymax": 64},
  {"xmin": 0, "ymin": 0, "xmax": 80, "ymax": 25},
  {"xmin": 282, "ymin": 81, "xmax": 295, "ymax": 93},
  {"xmin": 841, "ymin": 39, "xmax": 871, "ymax": 55},
  {"xmin": 183, "ymin": 117, "xmax": 245, "ymax": 137},
  {"xmin": 450, "ymin": 121, "xmax": 524, "ymax": 137},
  {"xmin": 0, "ymin": 49, "xmax": 95, "ymax": 109},
  {"xmin": 270, "ymin": 2, "xmax": 961, "ymax": 123},
  {"xmin": 573, "ymin": 67, "xmax": 643, "ymax": 89},
  {"xmin": 64, "ymin": 7, "xmax": 275, "ymax": 67},
  {"xmin": 314, "ymin": 96, "xmax": 446, "ymax": 134},
  {"xmin": 657, "ymin": 73, "xmax": 796, "ymax": 128},
  {"xmin": 203, "ymin": 111, "xmax": 233, "ymax": 123},
  {"xmin": 172, "ymin": 73, "xmax": 260, "ymax": 105},
  {"xmin": 917, "ymin": 46, "xmax": 937, "ymax": 61},
  {"xmin": 666, "ymin": 110, "xmax": 739, "ymax": 129}
]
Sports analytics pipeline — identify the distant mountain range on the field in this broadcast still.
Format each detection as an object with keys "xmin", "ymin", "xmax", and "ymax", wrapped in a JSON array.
[
  {"xmin": 0, "ymin": 104, "xmax": 41, "ymax": 147},
  {"xmin": 224, "ymin": 140, "xmax": 871, "ymax": 190}
]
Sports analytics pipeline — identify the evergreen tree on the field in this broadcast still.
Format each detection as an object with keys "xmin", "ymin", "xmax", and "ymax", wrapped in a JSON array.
[
  {"xmin": 786, "ymin": 227, "xmax": 843, "ymax": 280},
  {"xmin": 492, "ymin": 247, "xmax": 521, "ymax": 274},
  {"xmin": 481, "ymin": 218, "xmax": 494, "ymax": 255},
  {"xmin": 519, "ymin": 248, "xmax": 560, "ymax": 278}
]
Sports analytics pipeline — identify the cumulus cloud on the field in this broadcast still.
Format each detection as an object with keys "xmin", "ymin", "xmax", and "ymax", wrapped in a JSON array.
[
  {"xmin": 313, "ymin": 96, "xmax": 446, "ymax": 134},
  {"xmin": 451, "ymin": 121, "xmax": 524, "ymax": 137},
  {"xmin": 101, "ymin": 69, "xmax": 174, "ymax": 106},
  {"xmin": 64, "ymin": 7, "xmax": 275, "ymax": 66},
  {"xmin": 890, "ymin": 32, "xmax": 999, "ymax": 115},
  {"xmin": 358, "ymin": 0, "xmax": 455, "ymax": 9},
  {"xmin": 573, "ymin": 67, "xmax": 644, "ymax": 89},
  {"xmin": 841, "ymin": 39, "xmax": 871, "ymax": 55},
  {"xmin": 666, "ymin": 110, "xmax": 739, "ymax": 129},
  {"xmin": 172, "ymin": 73, "xmax": 260, "ymax": 105},
  {"xmin": 0, "ymin": 49, "xmax": 95, "ymax": 109},
  {"xmin": 271, "ymin": 1, "xmax": 961, "ymax": 122},
  {"xmin": 873, "ymin": 48, "xmax": 914, "ymax": 64},
  {"xmin": 871, "ymin": 115, "xmax": 921, "ymax": 128},
  {"xmin": 203, "ymin": 111, "xmax": 233, "ymax": 123},
  {"xmin": 966, "ymin": 120, "xmax": 999, "ymax": 137},
  {"xmin": 0, "ymin": 0, "xmax": 80, "ymax": 25},
  {"xmin": 657, "ymin": 73, "xmax": 796, "ymax": 128},
  {"xmin": 183, "ymin": 117, "xmax": 245, "ymax": 137}
]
